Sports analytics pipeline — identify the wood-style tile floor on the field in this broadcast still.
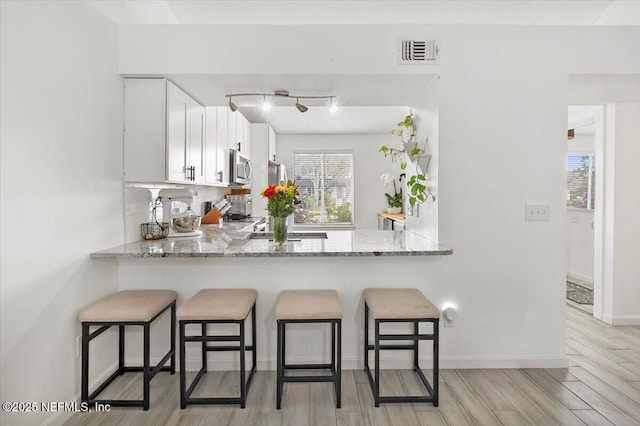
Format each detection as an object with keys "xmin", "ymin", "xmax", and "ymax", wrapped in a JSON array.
[{"xmin": 65, "ymin": 307, "xmax": 640, "ymax": 425}]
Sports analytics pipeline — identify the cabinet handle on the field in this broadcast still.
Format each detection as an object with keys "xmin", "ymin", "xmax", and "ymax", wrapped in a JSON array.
[
  {"xmin": 272, "ymin": 154, "xmax": 276, "ymax": 161},
  {"xmin": 237, "ymin": 142, "xmax": 241, "ymax": 151},
  {"xmin": 217, "ymin": 171, "xmax": 223, "ymax": 182},
  {"xmin": 187, "ymin": 166, "xmax": 195, "ymax": 181}
]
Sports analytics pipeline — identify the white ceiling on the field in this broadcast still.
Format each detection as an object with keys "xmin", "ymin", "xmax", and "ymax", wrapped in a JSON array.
[
  {"xmin": 166, "ymin": 74, "xmax": 435, "ymax": 134},
  {"xmin": 88, "ymin": 1, "xmax": 640, "ymax": 26},
  {"xmin": 242, "ymin": 106, "xmax": 410, "ymax": 134},
  {"xmin": 169, "ymin": 74, "xmax": 436, "ymax": 107}
]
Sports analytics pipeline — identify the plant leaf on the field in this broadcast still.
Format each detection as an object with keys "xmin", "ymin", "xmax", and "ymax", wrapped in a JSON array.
[
  {"xmin": 409, "ymin": 197, "xmax": 416, "ymax": 207},
  {"xmin": 410, "ymin": 148, "xmax": 421, "ymax": 157},
  {"xmin": 400, "ymin": 162, "xmax": 407, "ymax": 170}
]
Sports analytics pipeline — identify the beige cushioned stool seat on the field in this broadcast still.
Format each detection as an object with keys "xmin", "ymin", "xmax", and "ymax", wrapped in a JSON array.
[
  {"xmin": 177, "ymin": 289, "xmax": 257, "ymax": 320},
  {"xmin": 364, "ymin": 288, "xmax": 439, "ymax": 319},
  {"xmin": 79, "ymin": 290, "xmax": 177, "ymax": 322},
  {"xmin": 275, "ymin": 290, "xmax": 343, "ymax": 320}
]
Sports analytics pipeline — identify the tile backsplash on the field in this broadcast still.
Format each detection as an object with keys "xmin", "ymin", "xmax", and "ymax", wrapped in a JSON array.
[{"xmin": 124, "ymin": 183, "xmax": 228, "ymax": 243}]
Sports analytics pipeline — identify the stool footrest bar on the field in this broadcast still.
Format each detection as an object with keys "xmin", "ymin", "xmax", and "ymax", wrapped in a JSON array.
[
  {"xmin": 282, "ymin": 375, "xmax": 337, "ymax": 383},
  {"xmin": 284, "ymin": 363, "xmax": 333, "ymax": 370},
  {"xmin": 367, "ymin": 344, "xmax": 416, "ymax": 350}
]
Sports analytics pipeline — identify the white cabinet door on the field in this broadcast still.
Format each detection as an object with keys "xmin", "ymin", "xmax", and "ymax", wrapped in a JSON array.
[
  {"xmin": 187, "ymin": 101, "xmax": 206, "ymax": 183},
  {"xmin": 166, "ymin": 82, "xmax": 190, "ymax": 182},
  {"xmin": 204, "ymin": 107, "xmax": 219, "ymax": 184},
  {"xmin": 124, "ymin": 79, "xmax": 166, "ymax": 182},
  {"xmin": 227, "ymin": 109, "xmax": 237, "ymax": 151},
  {"xmin": 268, "ymin": 125, "xmax": 277, "ymax": 162},
  {"xmin": 125, "ymin": 78, "xmax": 210, "ymax": 185},
  {"xmin": 216, "ymin": 107, "xmax": 230, "ymax": 185},
  {"xmin": 237, "ymin": 113, "xmax": 251, "ymax": 158}
]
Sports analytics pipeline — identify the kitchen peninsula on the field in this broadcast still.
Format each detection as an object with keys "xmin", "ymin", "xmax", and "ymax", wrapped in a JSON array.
[
  {"xmin": 91, "ymin": 228, "xmax": 452, "ymax": 371},
  {"xmin": 92, "ymin": 226, "xmax": 452, "ymax": 258}
]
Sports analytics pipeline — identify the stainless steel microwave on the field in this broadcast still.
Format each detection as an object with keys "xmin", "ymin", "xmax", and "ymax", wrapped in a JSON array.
[{"xmin": 229, "ymin": 149, "xmax": 252, "ymax": 185}]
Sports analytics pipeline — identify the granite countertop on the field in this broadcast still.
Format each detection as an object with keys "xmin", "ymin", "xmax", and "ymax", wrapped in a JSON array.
[{"xmin": 91, "ymin": 224, "xmax": 452, "ymax": 258}]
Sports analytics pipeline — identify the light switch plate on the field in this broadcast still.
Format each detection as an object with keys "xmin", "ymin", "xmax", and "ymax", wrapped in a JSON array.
[{"xmin": 525, "ymin": 204, "xmax": 550, "ymax": 221}]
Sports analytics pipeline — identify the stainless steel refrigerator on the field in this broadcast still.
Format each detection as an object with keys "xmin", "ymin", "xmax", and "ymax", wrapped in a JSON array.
[{"xmin": 268, "ymin": 161, "xmax": 288, "ymax": 184}]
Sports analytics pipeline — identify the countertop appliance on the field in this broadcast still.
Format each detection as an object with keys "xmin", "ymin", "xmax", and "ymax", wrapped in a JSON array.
[
  {"xmin": 225, "ymin": 194, "xmax": 252, "ymax": 218},
  {"xmin": 229, "ymin": 149, "xmax": 252, "ymax": 185},
  {"xmin": 157, "ymin": 188, "xmax": 203, "ymax": 238},
  {"xmin": 268, "ymin": 161, "xmax": 287, "ymax": 184}
]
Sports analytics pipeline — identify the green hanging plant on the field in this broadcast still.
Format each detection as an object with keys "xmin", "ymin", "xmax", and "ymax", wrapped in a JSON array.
[{"xmin": 379, "ymin": 112, "xmax": 430, "ymax": 207}]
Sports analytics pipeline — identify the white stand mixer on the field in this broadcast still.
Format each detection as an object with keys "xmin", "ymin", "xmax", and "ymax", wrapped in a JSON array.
[{"xmin": 157, "ymin": 188, "xmax": 203, "ymax": 238}]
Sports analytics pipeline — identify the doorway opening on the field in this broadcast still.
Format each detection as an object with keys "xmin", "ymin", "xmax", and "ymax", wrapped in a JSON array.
[{"xmin": 566, "ymin": 105, "xmax": 600, "ymax": 315}]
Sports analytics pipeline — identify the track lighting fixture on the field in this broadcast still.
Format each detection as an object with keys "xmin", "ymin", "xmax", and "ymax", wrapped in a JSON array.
[{"xmin": 225, "ymin": 90, "xmax": 335, "ymax": 113}]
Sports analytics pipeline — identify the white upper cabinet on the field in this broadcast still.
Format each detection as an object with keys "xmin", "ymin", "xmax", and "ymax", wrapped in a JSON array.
[
  {"xmin": 268, "ymin": 125, "xmax": 277, "ymax": 162},
  {"xmin": 166, "ymin": 82, "xmax": 189, "ymax": 181},
  {"xmin": 216, "ymin": 107, "xmax": 230, "ymax": 185},
  {"xmin": 188, "ymin": 101, "xmax": 206, "ymax": 183},
  {"xmin": 236, "ymin": 113, "xmax": 251, "ymax": 158},
  {"xmin": 124, "ymin": 78, "xmax": 206, "ymax": 184}
]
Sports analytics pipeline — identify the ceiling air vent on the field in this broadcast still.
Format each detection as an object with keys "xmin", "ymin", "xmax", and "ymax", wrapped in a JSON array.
[{"xmin": 398, "ymin": 39, "xmax": 439, "ymax": 64}]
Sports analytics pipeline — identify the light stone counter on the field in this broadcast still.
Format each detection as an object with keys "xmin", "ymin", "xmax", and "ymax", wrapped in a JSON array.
[{"xmin": 91, "ymin": 225, "xmax": 452, "ymax": 258}]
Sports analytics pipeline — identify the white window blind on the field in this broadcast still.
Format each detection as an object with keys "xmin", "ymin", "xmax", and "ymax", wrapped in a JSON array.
[
  {"xmin": 567, "ymin": 154, "xmax": 595, "ymax": 209},
  {"xmin": 293, "ymin": 152, "xmax": 354, "ymax": 225}
]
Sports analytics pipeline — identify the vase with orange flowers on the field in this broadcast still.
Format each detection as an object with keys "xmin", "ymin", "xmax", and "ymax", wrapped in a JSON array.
[{"xmin": 260, "ymin": 180, "xmax": 300, "ymax": 246}]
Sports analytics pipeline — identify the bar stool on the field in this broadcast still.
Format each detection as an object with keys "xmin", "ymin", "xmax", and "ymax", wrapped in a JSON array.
[
  {"xmin": 177, "ymin": 289, "xmax": 257, "ymax": 409},
  {"xmin": 363, "ymin": 288, "xmax": 440, "ymax": 407},
  {"xmin": 275, "ymin": 289, "xmax": 343, "ymax": 409},
  {"xmin": 79, "ymin": 290, "xmax": 177, "ymax": 410}
]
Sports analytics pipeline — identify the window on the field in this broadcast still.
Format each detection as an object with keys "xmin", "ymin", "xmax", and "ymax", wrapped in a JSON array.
[
  {"xmin": 293, "ymin": 151, "xmax": 354, "ymax": 225},
  {"xmin": 567, "ymin": 154, "xmax": 595, "ymax": 209}
]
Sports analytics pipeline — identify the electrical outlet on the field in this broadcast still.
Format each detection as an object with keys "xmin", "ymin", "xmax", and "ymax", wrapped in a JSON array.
[
  {"xmin": 76, "ymin": 336, "xmax": 81, "ymax": 358},
  {"xmin": 525, "ymin": 204, "xmax": 549, "ymax": 221}
]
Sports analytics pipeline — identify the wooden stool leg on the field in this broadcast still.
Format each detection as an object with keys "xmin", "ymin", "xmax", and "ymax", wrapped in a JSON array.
[
  {"xmin": 143, "ymin": 323, "xmax": 150, "ymax": 411},
  {"xmin": 276, "ymin": 321, "xmax": 283, "ymax": 410},
  {"xmin": 336, "ymin": 320, "xmax": 342, "ymax": 409},
  {"xmin": 170, "ymin": 302, "xmax": 176, "ymax": 374},
  {"xmin": 119, "ymin": 325, "xmax": 125, "ymax": 374},
  {"xmin": 433, "ymin": 319, "xmax": 439, "ymax": 407},
  {"xmin": 179, "ymin": 321, "xmax": 186, "ymax": 409},
  {"xmin": 81, "ymin": 324, "xmax": 90, "ymax": 404},
  {"xmin": 240, "ymin": 320, "xmax": 246, "ymax": 408},
  {"xmin": 374, "ymin": 320, "xmax": 380, "ymax": 407}
]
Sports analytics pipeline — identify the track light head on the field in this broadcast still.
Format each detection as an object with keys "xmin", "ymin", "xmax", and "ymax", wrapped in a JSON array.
[
  {"xmin": 295, "ymin": 98, "xmax": 308, "ymax": 113},
  {"xmin": 228, "ymin": 98, "xmax": 238, "ymax": 112}
]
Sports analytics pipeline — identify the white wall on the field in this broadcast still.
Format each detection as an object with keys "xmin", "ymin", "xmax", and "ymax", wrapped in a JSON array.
[
  {"xmin": 0, "ymin": 2, "xmax": 123, "ymax": 425},
  {"xmin": 114, "ymin": 23, "xmax": 640, "ymax": 368},
  {"xmin": 406, "ymin": 76, "xmax": 439, "ymax": 239},
  {"xmin": 278, "ymin": 134, "xmax": 401, "ymax": 229},
  {"xmin": 611, "ymin": 102, "xmax": 640, "ymax": 324}
]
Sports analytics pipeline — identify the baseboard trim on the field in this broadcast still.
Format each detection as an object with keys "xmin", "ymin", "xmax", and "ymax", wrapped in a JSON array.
[
  {"xmin": 611, "ymin": 315, "xmax": 640, "ymax": 326},
  {"xmin": 43, "ymin": 361, "xmax": 118, "ymax": 426}
]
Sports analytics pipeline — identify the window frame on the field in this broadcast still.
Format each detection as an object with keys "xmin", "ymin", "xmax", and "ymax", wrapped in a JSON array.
[{"xmin": 292, "ymin": 149, "xmax": 355, "ymax": 228}]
